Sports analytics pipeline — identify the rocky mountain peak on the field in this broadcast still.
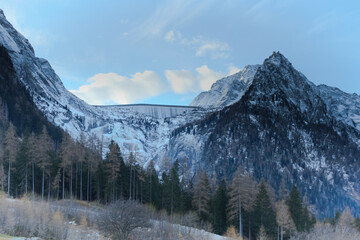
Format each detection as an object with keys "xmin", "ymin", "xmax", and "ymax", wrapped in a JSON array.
[
  {"xmin": 263, "ymin": 51, "xmax": 292, "ymax": 67},
  {"xmin": 0, "ymin": 9, "xmax": 5, "ymax": 18}
]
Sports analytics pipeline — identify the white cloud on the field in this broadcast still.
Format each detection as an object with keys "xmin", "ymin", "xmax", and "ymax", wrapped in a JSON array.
[
  {"xmin": 165, "ymin": 65, "xmax": 228, "ymax": 94},
  {"xmin": 70, "ymin": 71, "xmax": 166, "ymax": 105},
  {"xmin": 196, "ymin": 65, "xmax": 224, "ymax": 90},
  {"xmin": 195, "ymin": 41, "xmax": 229, "ymax": 59},
  {"xmin": 71, "ymin": 65, "xmax": 240, "ymax": 105},
  {"xmin": 165, "ymin": 69, "xmax": 196, "ymax": 94},
  {"xmin": 174, "ymin": 35, "xmax": 230, "ymax": 59}
]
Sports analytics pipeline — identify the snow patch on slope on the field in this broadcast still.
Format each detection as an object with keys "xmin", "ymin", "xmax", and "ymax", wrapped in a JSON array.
[
  {"xmin": 318, "ymin": 85, "xmax": 360, "ymax": 131},
  {"xmin": 0, "ymin": 9, "xmax": 210, "ymax": 168},
  {"xmin": 190, "ymin": 64, "xmax": 260, "ymax": 108}
]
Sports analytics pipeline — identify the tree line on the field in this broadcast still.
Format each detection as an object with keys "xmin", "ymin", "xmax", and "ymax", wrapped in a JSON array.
[{"xmin": 0, "ymin": 119, "xmax": 317, "ymax": 239}]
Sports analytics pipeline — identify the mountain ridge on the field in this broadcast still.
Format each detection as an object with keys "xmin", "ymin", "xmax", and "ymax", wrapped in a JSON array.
[
  {"xmin": 1, "ymin": 9, "xmax": 360, "ymax": 216},
  {"xmin": 168, "ymin": 51, "xmax": 360, "ymax": 217}
]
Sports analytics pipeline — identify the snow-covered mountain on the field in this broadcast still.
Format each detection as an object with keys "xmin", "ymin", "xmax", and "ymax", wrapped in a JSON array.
[
  {"xmin": 190, "ymin": 64, "xmax": 260, "ymax": 108},
  {"xmin": 0, "ymin": 9, "xmax": 208, "ymax": 167},
  {"xmin": 169, "ymin": 52, "xmax": 360, "ymax": 216},
  {"xmin": 318, "ymin": 85, "xmax": 360, "ymax": 132},
  {"xmin": 1, "ymin": 9, "xmax": 360, "ymax": 216}
]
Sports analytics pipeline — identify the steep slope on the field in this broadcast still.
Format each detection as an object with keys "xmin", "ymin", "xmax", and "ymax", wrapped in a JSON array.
[
  {"xmin": 318, "ymin": 85, "xmax": 360, "ymax": 132},
  {"xmin": 169, "ymin": 52, "xmax": 360, "ymax": 216},
  {"xmin": 0, "ymin": 44, "xmax": 63, "ymax": 140},
  {"xmin": 0, "ymin": 9, "xmax": 208, "ymax": 166},
  {"xmin": 190, "ymin": 64, "xmax": 260, "ymax": 108}
]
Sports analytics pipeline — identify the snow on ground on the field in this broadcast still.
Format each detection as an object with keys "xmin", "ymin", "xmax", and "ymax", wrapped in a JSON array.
[{"xmin": 1, "ymin": 198, "xmax": 229, "ymax": 240}]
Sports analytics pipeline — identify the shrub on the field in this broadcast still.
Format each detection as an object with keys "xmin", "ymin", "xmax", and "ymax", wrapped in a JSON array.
[{"xmin": 98, "ymin": 200, "xmax": 150, "ymax": 240}]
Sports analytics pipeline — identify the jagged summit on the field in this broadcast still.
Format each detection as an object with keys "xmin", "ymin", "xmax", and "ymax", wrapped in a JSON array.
[
  {"xmin": 191, "ymin": 51, "xmax": 305, "ymax": 109},
  {"xmin": 263, "ymin": 51, "xmax": 292, "ymax": 67}
]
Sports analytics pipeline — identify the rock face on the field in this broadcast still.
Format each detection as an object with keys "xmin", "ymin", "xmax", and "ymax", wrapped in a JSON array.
[
  {"xmin": 169, "ymin": 52, "xmax": 360, "ymax": 217},
  {"xmin": 1, "ymin": 9, "xmax": 360, "ymax": 216}
]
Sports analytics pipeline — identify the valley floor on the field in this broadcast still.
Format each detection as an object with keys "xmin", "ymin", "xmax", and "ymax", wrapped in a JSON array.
[{"xmin": 0, "ymin": 197, "xmax": 230, "ymax": 240}]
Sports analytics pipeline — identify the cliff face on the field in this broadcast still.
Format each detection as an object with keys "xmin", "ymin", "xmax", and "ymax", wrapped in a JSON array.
[{"xmin": 169, "ymin": 53, "xmax": 360, "ymax": 217}]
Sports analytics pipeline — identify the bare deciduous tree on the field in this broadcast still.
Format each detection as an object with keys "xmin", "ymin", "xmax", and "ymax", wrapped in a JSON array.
[
  {"xmin": 227, "ymin": 168, "xmax": 257, "ymax": 239},
  {"xmin": 276, "ymin": 200, "xmax": 294, "ymax": 240},
  {"xmin": 61, "ymin": 133, "xmax": 75, "ymax": 200},
  {"xmin": 37, "ymin": 126, "xmax": 53, "ymax": 201},
  {"xmin": 98, "ymin": 200, "xmax": 150, "ymax": 240},
  {"xmin": 5, "ymin": 123, "xmax": 18, "ymax": 197},
  {"xmin": 192, "ymin": 171, "xmax": 210, "ymax": 219}
]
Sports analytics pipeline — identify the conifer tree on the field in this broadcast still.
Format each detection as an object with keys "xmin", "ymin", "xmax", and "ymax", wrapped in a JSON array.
[
  {"xmin": 287, "ymin": 186, "xmax": 303, "ymax": 232},
  {"xmin": 252, "ymin": 181, "xmax": 277, "ymax": 238},
  {"xmin": 105, "ymin": 140, "xmax": 122, "ymax": 201},
  {"xmin": 128, "ymin": 151, "xmax": 136, "ymax": 200},
  {"xmin": 169, "ymin": 159, "xmax": 181, "ymax": 215},
  {"xmin": 0, "ymin": 128, "xmax": 5, "ymax": 192},
  {"xmin": 146, "ymin": 160, "xmax": 161, "ymax": 208},
  {"xmin": 27, "ymin": 132, "xmax": 37, "ymax": 199},
  {"xmin": 212, "ymin": 179, "xmax": 228, "ymax": 235},
  {"xmin": 14, "ymin": 130, "xmax": 31, "ymax": 196},
  {"xmin": 0, "ymin": 164, "xmax": 6, "ymax": 192}
]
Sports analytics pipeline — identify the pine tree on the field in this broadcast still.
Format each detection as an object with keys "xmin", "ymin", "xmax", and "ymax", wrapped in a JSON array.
[
  {"xmin": 287, "ymin": 186, "xmax": 304, "ymax": 232},
  {"xmin": 128, "ymin": 151, "xmax": 136, "ymax": 200},
  {"xmin": 27, "ymin": 132, "xmax": 37, "ymax": 199},
  {"xmin": 302, "ymin": 205, "xmax": 310, "ymax": 232},
  {"xmin": 169, "ymin": 160, "xmax": 181, "ymax": 215},
  {"xmin": 0, "ymin": 127, "xmax": 5, "ymax": 192},
  {"xmin": 252, "ymin": 181, "xmax": 277, "ymax": 239},
  {"xmin": 14, "ymin": 130, "xmax": 31, "ymax": 196},
  {"xmin": 212, "ymin": 179, "xmax": 228, "ymax": 235},
  {"xmin": 105, "ymin": 140, "xmax": 122, "ymax": 201}
]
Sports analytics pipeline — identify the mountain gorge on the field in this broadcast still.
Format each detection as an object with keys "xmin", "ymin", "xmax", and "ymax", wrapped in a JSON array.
[{"xmin": 0, "ymin": 9, "xmax": 360, "ymax": 217}]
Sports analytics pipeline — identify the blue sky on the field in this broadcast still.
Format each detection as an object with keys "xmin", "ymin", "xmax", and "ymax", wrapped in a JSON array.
[{"xmin": 0, "ymin": 0, "xmax": 359, "ymax": 105}]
